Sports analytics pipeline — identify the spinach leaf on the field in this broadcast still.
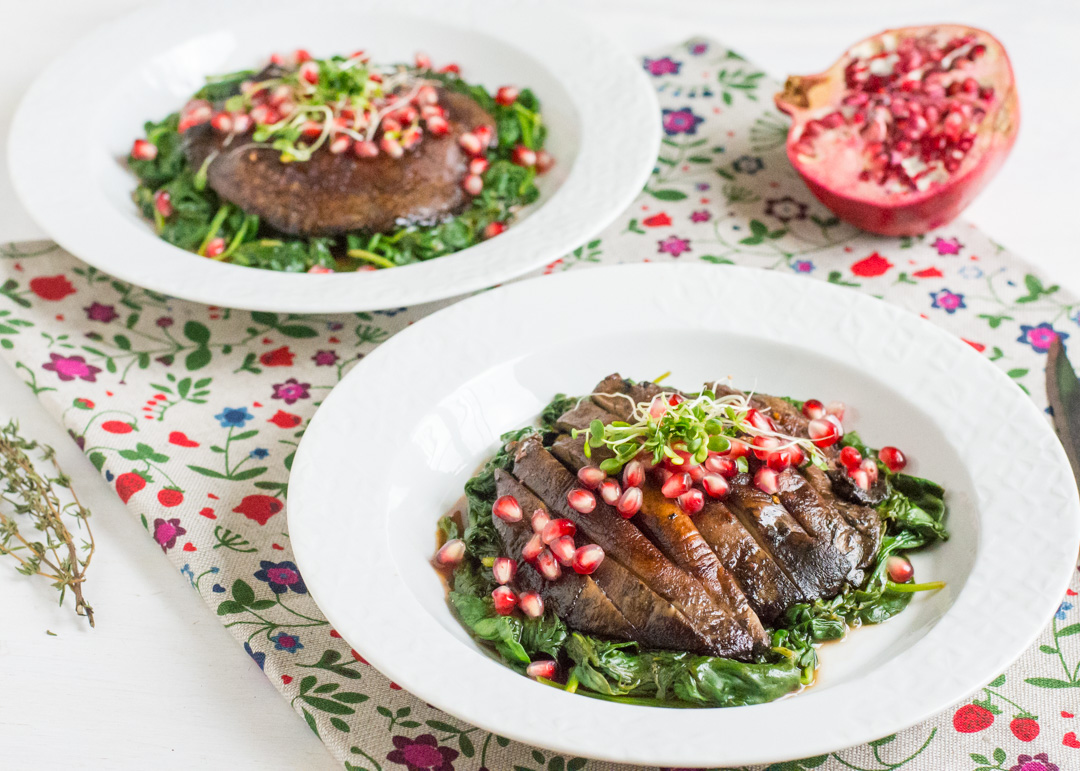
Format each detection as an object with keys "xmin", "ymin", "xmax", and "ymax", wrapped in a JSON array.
[
  {"xmin": 461, "ymin": 426, "xmax": 535, "ymax": 559},
  {"xmin": 538, "ymin": 393, "xmax": 580, "ymax": 434}
]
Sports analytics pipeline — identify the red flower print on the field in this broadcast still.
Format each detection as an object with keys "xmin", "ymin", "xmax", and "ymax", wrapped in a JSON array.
[
  {"xmin": 268, "ymin": 410, "xmax": 302, "ymax": 428},
  {"xmin": 642, "ymin": 212, "xmax": 672, "ymax": 227},
  {"xmin": 233, "ymin": 494, "xmax": 283, "ymax": 525},
  {"xmin": 260, "ymin": 346, "xmax": 295, "ymax": 367},
  {"xmin": 29, "ymin": 275, "xmax": 76, "ymax": 301},
  {"xmin": 850, "ymin": 253, "xmax": 893, "ymax": 277},
  {"xmin": 116, "ymin": 472, "xmax": 147, "ymax": 503},
  {"xmin": 912, "ymin": 267, "xmax": 944, "ymax": 279},
  {"xmin": 73, "ymin": 397, "xmax": 95, "ymax": 410},
  {"xmin": 386, "ymin": 734, "xmax": 458, "ymax": 771},
  {"xmin": 168, "ymin": 431, "xmax": 200, "ymax": 447},
  {"xmin": 102, "ymin": 420, "xmax": 134, "ymax": 434},
  {"xmin": 953, "ymin": 703, "xmax": 995, "ymax": 733}
]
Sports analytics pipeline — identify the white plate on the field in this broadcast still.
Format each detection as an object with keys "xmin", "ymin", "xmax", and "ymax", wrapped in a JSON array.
[
  {"xmin": 288, "ymin": 263, "xmax": 1080, "ymax": 767},
  {"xmin": 8, "ymin": 0, "xmax": 658, "ymax": 313}
]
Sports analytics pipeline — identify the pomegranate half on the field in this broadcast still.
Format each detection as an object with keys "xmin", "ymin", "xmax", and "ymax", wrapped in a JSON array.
[{"xmin": 775, "ymin": 25, "xmax": 1019, "ymax": 236}]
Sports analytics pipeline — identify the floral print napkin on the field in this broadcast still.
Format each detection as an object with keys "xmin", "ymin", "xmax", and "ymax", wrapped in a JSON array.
[{"xmin": 1, "ymin": 37, "xmax": 1079, "ymax": 771}]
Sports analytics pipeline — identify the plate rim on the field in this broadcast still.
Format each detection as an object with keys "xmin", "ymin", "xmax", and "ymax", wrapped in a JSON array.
[
  {"xmin": 288, "ymin": 262, "xmax": 1080, "ymax": 766},
  {"xmin": 7, "ymin": 0, "xmax": 659, "ymax": 313}
]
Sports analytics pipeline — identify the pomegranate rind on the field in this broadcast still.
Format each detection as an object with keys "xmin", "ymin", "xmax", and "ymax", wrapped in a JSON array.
[{"xmin": 776, "ymin": 24, "xmax": 1019, "ymax": 236}]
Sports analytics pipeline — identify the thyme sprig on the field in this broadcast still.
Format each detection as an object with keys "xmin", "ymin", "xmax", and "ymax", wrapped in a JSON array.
[
  {"xmin": 574, "ymin": 387, "xmax": 827, "ymax": 475},
  {"xmin": 0, "ymin": 421, "xmax": 95, "ymax": 626}
]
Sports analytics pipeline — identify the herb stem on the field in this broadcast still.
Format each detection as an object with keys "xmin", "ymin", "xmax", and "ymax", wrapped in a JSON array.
[
  {"xmin": 346, "ymin": 249, "xmax": 396, "ymax": 269},
  {"xmin": 886, "ymin": 580, "xmax": 946, "ymax": 593},
  {"xmin": 198, "ymin": 203, "xmax": 233, "ymax": 257}
]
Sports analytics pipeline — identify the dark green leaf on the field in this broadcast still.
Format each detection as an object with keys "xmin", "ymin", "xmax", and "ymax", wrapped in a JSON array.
[
  {"xmin": 231, "ymin": 580, "xmax": 255, "ymax": 606},
  {"xmin": 183, "ymin": 320, "xmax": 211, "ymax": 345}
]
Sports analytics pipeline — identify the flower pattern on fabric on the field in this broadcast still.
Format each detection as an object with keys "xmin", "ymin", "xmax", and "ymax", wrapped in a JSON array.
[
  {"xmin": 661, "ymin": 107, "xmax": 704, "ymax": 136},
  {"xmin": 2, "ymin": 36, "xmax": 1080, "ymax": 771},
  {"xmin": 386, "ymin": 734, "xmax": 458, "ymax": 771},
  {"xmin": 271, "ymin": 378, "xmax": 310, "ymax": 405},
  {"xmin": 42, "ymin": 353, "xmax": 101, "ymax": 382},
  {"xmin": 643, "ymin": 56, "xmax": 681, "ymax": 76}
]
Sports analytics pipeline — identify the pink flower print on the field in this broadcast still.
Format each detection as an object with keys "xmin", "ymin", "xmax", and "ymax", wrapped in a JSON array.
[
  {"xmin": 312, "ymin": 350, "xmax": 339, "ymax": 367},
  {"xmin": 1011, "ymin": 754, "xmax": 1059, "ymax": 771},
  {"xmin": 932, "ymin": 236, "xmax": 963, "ymax": 255},
  {"xmin": 1018, "ymin": 323, "xmax": 1068, "ymax": 353},
  {"xmin": 84, "ymin": 302, "xmax": 118, "ymax": 323},
  {"xmin": 42, "ymin": 354, "xmax": 101, "ymax": 382},
  {"xmin": 153, "ymin": 518, "xmax": 186, "ymax": 553},
  {"xmin": 643, "ymin": 56, "xmax": 682, "ymax": 76},
  {"xmin": 271, "ymin": 378, "xmax": 311, "ymax": 405},
  {"xmin": 690, "ymin": 210, "xmax": 711, "ymax": 223},
  {"xmin": 658, "ymin": 236, "xmax": 691, "ymax": 257},
  {"xmin": 688, "ymin": 41, "xmax": 709, "ymax": 55},
  {"xmin": 929, "ymin": 288, "xmax": 966, "ymax": 314},
  {"xmin": 387, "ymin": 734, "xmax": 458, "ymax": 771},
  {"xmin": 661, "ymin": 107, "xmax": 704, "ymax": 136}
]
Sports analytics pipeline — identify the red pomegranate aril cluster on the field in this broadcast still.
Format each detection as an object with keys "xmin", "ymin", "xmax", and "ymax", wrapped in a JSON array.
[
  {"xmin": 798, "ymin": 32, "xmax": 997, "ymax": 192},
  {"xmin": 577, "ymin": 465, "xmax": 605, "ymax": 489},
  {"xmin": 492, "ymin": 585, "xmax": 518, "ymax": 615},
  {"xmin": 661, "ymin": 471, "xmax": 692, "ymax": 499},
  {"xmin": 566, "ymin": 488, "xmax": 596, "ymax": 514},
  {"xmin": 879, "ymin": 445, "xmax": 907, "ymax": 472},
  {"xmin": 492, "ymin": 494, "xmax": 523, "ymax": 523},
  {"xmin": 616, "ymin": 486, "xmax": 642, "ymax": 518},
  {"xmin": 130, "ymin": 138, "xmax": 158, "ymax": 161},
  {"xmin": 549, "ymin": 535, "xmax": 577, "ymax": 566},
  {"xmin": 541, "ymin": 518, "xmax": 576, "ymax": 544}
]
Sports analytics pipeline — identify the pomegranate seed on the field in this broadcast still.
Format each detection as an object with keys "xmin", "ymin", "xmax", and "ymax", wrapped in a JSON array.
[
  {"xmin": 269, "ymin": 52, "xmax": 285, "ymax": 65},
  {"xmin": 661, "ymin": 472, "xmax": 692, "ymax": 499},
  {"xmin": 577, "ymin": 466, "xmax": 606, "ymax": 489},
  {"xmin": 368, "ymin": 71, "xmax": 383, "ymax": 83},
  {"xmin": 205, "ymin": 237, "xmax": 226, "ymax": 258},
  {"xmin": 725, "ymin": 439, "xmax": 750, "ymax": 459},
  {"xmin": 300, "ymin": 120, "xmax": 322, "ymax": 139},
  {"xmin": 521, "ymin": 533, "xmax": 544, "ymax": 562},
  {"xmin": 473, "ymin": 124, "xmax": 495, "ymax": 147},
  {"xmin": 826, "ymin": 401, "xmax": 845, "ymax": 422},
  {"xmin": 495, "ymin": 86, "xmax": 519, "ymax": 106},
  {"xmin": 380, "ymin": 136, "xmax": 404, "ymax": 159},
  {"xmin": 394, "ymin": 106, "xmax": 419, "ymax": 125},
  {"xmin": 536, "ymin": 549, "xmax": 562, "ymax": 581},
  {"xmin": 439, "ymin": 63, "xmax": 461, "ymax": 75},
  {"xmin": 704, "ymin": 455, "xmax": 736, "ymax": 477},
  {"xmin": 299, "ymin": 61, "xmax": 319, "ymax": 84},
  {"xmin": 599, "ymin": 479, "xmax": 622, "ymax": 505},
  {"xmin": 415, "ymin": 52, "xmax": 432, "ymax": 69},
  {"xmin": 648, "ymin": 395, "xmax": 669, "ymax": 419},
  {"xmin": 808, "ymin": 418, "xmax": 841, "ymax": 448},
  {"xmin": 615, "ymin": 486, "xmax": 642, "ymax": 518},
  {"xmin": 839, "ymin": 445, "xmax": 862, "ymax": 470},
  {"xmin": 492, "ymin": 585, "xmax": 518, "ymax": 615},
  {"xmin": 492, "ymin": 494, "xmax": 523, "ymax": 523},
  {"xmin": 329, "ymin": 135, "xmax": 351, "ymax": 154},
  {"xmin": 210, "ymin": 112, "xmax": 233, "ymax": 133},
  {"xmin": 461, "ymin": 174, "xmax": 483, "ymax": 196},
  {"xmin": 702, "ymin": 473, "xmax": 729, "ymax": 498},
  {"xmin": 250, "ymin": 105, "xmax": 276, "ymax": 125},
  {"xmin": 458, "ymin": 132, "xmax": 483, "ymax": 156},
  {"xmin": 131, "ymin": 139, "xmax": 157, "ymax": 161},
  {"xmin": 307, "ymin": 265, "xmax": 334, "ymax": 274},
  {"xmin": 416, "ymin": 84, "xmax": 439, "ymax": 105},
  {"xmin": 550, "ymin": 535, "xmax": 577, "ymax": 566},
  {"xmin": 434, "ymin": 539, "xmax": 465, "ymax": 567},
  {"xmin": 492, "ymin": 557, "xmax": 517, "ymax": 585},
  {"xmin": 526, "ymin": 660, "xmax": 556, "ymax": 679},
  {"xmin": 294, "ymin": 48, "xmax": 312, "ymax": 63},
  {"xmin": 802, "ymin": 399, "xmax": 825, "ymax": 419},
  {"xmin": 677, "ymin": 488, "xmax": 705, "ymax": 515},
  {"xmin": 381, "ymin": 116, "xmax": 402, "ymax": 134},
  {"xmin": 860, "ymin": 457, "xmax": 880, "ymax": 484},
  {"xmin": 511, "ymin": 145, "xmax": 537, "ymax": 167},
  {"xmin": 400, "ymin": 127, "xmax": 422, "ymax": 150},
  {"xmin": 686, "ymin": 464, "xmax": 706, "ymax": 483},
  {"xmin": 531, "ymin": 509, "xmax": 551, "ymax": 534},
  {"xmin": 752, "ymin": 435, "xmax": 780, "ymax": 461},
  {"xmin": 420, "ymin": 104, "xmax": 444, "ymax": 120},
  {"xmin": 231, "ymin": 113, "xmax": 253, "ymax": 134},
  {"xmin": 354, "ymin": 140, "xmax": 379, "ymax": 158},
  {"xmin": 482, "ymin": 221, "xmax": 506, "ymax": 239},
  {"xmin": 887, "ymin": 555, "xmax": 914, "ymax": 583},
  {"xmin": 535, "ymin": 149, "xmax": 555, "ymax": 174},
  {"xmin": 747, "ymin": 408, "xmax": 776, "ymax": 432},
  {"xmin": 541, "ymin": 518, "xmax": 576, "ymax": 544},
  {"xmin": 850, "ymin": 469, "xmax": 871, "ymax": 491},
  {"xmin": 572, "ymin": 544, "xmax": 605, "ymax": 575},
  {"xmin": 879, "ymin": 446, "xmax": 907, "ymax": 472},
  {"xmin": 153, "ymin": 190, "xmax": 172, "ymax": 217},
  {"xmin": 754, "ymin": 467, "xmax": 780, "ymax": 495},
  {"xmin": 767, "ymin": 449, "xmax": 793, "ymax": 472},
  {"xmin": 425, "ymin": 115, "xmax": 450, "ymax": 136},
  {"xmin": 566, "ymin": 488, "xmax": 596, "ymax": 514},
  {"xmin": 469, "ymin": 157, "xmax": 489, "ymax": 175},
  {"xmin": 519, "ymin": 592, "xmax": 544, "ymax": 618},
  {"xmin": 622, "ymin": 460, "xmax": 645, "ymax": 488},
  {"xmin": 269, "ymin": 85, "xmax": 292, "ymax": 106}
]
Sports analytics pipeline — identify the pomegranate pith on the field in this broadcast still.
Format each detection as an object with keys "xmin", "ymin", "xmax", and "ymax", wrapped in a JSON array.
[{"xmin": 775, "ymin": 25, "xmax": 1019, "ymax": 236}]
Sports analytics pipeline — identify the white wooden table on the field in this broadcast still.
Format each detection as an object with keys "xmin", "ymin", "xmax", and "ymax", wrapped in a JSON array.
[{"xmin": 2, "ymin": 1, "xmax": 1077, "ymax": 767}]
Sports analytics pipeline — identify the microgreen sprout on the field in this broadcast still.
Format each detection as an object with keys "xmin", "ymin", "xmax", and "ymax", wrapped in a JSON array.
[{"xmin": 572, "ymin": 387, "xmax": 828, "ymax": 475}]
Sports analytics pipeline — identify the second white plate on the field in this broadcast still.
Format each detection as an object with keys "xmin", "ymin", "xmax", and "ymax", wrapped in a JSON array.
[
  {"xmin": 8, "ymin": 0, "xmax": 659, "ymax": 312},
  {"xmin": 289, "ymin": 263, "xmax": 1080, "ymax": 767}
]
